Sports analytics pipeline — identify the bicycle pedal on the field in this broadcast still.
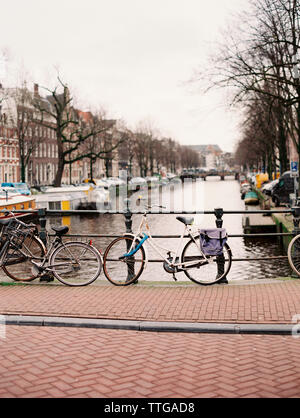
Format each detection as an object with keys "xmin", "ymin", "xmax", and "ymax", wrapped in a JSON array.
[{"xmin": 39, "ymin": 274, "xmax": 54, "ymax": 283}]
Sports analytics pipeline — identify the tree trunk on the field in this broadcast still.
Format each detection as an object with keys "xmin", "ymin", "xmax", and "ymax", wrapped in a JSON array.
[
  {"xmin": 54, "ymin": 159, "xmax": 64, "ymax": 187},
  {"xmin": 90, "ymin": 158, "xmax": 94, "ymax": 181},
  {"xmin": 20, "ymin": 156, "xmax": 26, "ymax": 183}
]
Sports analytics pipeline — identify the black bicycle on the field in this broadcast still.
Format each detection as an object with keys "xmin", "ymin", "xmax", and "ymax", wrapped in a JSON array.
[{"xmin": 0, "ymin": 213, "xmax": 103, "ymax": 286}]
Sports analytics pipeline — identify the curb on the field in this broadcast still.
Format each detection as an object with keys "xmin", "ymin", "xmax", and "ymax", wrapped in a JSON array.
[{"xmin": 2, "ymin": 314, "xmax": 295, "ymax": 335}]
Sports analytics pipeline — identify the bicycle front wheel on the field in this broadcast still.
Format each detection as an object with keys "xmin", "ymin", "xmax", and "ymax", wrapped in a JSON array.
[
  {"xmin": 2, "ymin": 235, "xmax": 46, "ymax": 282},
  {"xmin": 181, "ymin": 237, "xmax": 232, "ymax": 285},
  {"xmin": 288, "ymin": 235, "xmax": 300, "ymax": 276},
  {"xmin": 103, "ymin": 236, "xmax": 145, "ymax": 286},
  {"xmin": 49, "ymin": 241, "xmax": 102, "ymax": 286}
]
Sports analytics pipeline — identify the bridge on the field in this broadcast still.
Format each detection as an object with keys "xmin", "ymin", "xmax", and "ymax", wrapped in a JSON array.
[{"xmin": 180, "ymin": 170, "xmax": 240, "ymax": 181}]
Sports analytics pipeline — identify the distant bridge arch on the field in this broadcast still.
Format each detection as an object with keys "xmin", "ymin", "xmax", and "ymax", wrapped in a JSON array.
[{"xmin": 180, "ymin": 170, "xmax": 240, "ymax": 182}]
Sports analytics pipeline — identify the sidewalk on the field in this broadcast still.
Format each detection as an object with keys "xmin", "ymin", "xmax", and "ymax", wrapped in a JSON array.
[
  {"xmin": 0, "ymin": 278, "xmax": 299, "ymax": 327},
  {"xmin": 1, "ymin": 279, "xmax": 300, "ymax": 399}
]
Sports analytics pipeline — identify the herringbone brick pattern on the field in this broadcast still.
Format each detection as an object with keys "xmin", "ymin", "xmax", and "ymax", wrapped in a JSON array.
[
  {"xmin": 0, "ymin": 280, "xmax": 300, "ymax": 323},
  {"xmin": 0, "ymin": 325, "xmax": 300, "ymax": 398}
]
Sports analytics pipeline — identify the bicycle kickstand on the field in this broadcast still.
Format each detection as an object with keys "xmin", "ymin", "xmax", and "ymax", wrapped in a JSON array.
[{"xmin": 172, "ymin": 273, "xmax": 178, "ymax": 282}]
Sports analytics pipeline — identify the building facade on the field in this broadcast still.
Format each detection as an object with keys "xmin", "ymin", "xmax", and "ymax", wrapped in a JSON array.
[
  {"xmin": 0, "ymin": 83, "xmax": 121, "ymax": 186},
  {"xmin": 0, "ymin": 124, "xmax": 19, "ymax": 182}
]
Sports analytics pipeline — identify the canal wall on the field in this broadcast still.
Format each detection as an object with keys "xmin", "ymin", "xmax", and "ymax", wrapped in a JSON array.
[
  {"xmin": 242, "ymin": 186, "xmax": 294, "ymax": 252},
  {"xmin": 243, "ymin": 187, "xmax": 277, "ymax": 234},
  {"xmin": 254, "ymin": 186, "xmax": 294, "ymax": 251},
  {"xmin": 271, "ymin": 211, "xmax": 293, "ymax": 251}
]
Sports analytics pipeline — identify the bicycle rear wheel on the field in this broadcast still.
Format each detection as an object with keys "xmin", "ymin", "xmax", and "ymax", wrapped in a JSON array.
[
  {"xmin": 2, "ymin": 235, "xmax": 46, "ymax": 282},
  {"xmin": 181, "ymin": 237, "xmax": 232, "ymax": 285},
  {"xmin": 288, "ymin": 235, "xmax": 300, "ymax": 276},
  {"xmin": 49, "ymin": 241, "xmax": 102, "ymax": 286},
  {"xmin": 103, "ymin": 235, "xmax": 145, "ymax": 286}
]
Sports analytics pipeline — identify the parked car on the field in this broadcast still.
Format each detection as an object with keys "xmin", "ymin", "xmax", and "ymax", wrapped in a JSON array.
[
  {"xmin": 1, "ymin": 182, "xmax": 31, "ymax": 196},
  {"xmin": 94, "ymin": 179, "xmax": 109, "ymax": 189},
  {"xmin": 146, "ymin": 176, "xmax": 160, "ymax": 187},
  {"xmin": 271, "ymin": 172, "xmax": 297, "ymax": 206},
  {"xmin": 261, "ymin": 179, "xmax": 279, "ymax": 196},
  {"xmin": 166, "ymin": 173, "xmax": 177, "ymax": 180},
  {"xmin": 107, "ymin": 177, "xmax": 126, "ymax": 186},
  {"xmin": 128, "ymin": 177, "xmax": 147, "ymax": 191},
  {"xmin": 101, "ymin": 177, "xmax": 121, "ymax": 188}
]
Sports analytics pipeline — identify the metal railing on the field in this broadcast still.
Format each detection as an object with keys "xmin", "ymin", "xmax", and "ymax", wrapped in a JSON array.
[{"xmin": 2, "ymin": 206, "xmax": 299, "ymax": 265}]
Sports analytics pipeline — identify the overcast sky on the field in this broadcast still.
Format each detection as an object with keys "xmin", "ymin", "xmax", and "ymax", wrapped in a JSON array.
[{"xmin": 0, "ymin": 0, "xmax": 250, "ymax": 152}]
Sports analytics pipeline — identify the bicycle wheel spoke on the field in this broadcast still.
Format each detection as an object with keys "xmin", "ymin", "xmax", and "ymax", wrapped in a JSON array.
[
  {"xmin": 181, "ymin": 237, "xmax": 232, "ymax": 285},
  {"xmin": 2, "ymin": 236, "xmax": 45, "ymax": 282},
  {"xmin": 50, "ymin": 242, "xmax": 102, "ymax": 286},
  {"xmin": 288, "ymin": 236, "xmax": 300, "ymax": 277}
]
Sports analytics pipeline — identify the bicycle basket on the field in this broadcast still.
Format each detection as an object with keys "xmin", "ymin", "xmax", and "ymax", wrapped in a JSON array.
[
  {"xmin": 3, "ymin": 219, "xmax": 36, "ymax": 250},
  {"xmin": 199, "ymin": 228, "xmax": 227, "ymax": 256}
]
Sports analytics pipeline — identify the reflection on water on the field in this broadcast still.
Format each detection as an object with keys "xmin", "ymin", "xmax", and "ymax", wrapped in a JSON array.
[{"xmin": 54, "ymin": 177, "xmax": 291, "ymax": 283}]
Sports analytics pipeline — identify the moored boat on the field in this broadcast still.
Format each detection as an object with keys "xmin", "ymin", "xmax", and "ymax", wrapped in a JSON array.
[
  {"xmin": 244, "ymin": 191, "xmax": 259, "ymax": 205},
  {"xmin": 0, "ymin": 188, "xmax": 36, "ymax": 219},
  {"xmin": 35, "ymin": 185, "xmax": 93, "ymax": 211}
]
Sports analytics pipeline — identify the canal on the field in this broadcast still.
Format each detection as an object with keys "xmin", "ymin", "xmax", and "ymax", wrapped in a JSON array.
[
  {"xmin": 62, "ymin": 177, "xmax": 291, "ymax": 283},
  {"xmin": 0, "ymin": 177, "xmax": 291, "ymax": 284}
]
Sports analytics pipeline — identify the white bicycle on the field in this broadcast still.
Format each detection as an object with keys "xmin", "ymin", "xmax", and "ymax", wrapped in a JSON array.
[{"xmin": 103, "ymin": 205, "xmax": 232, "ymax": 286}]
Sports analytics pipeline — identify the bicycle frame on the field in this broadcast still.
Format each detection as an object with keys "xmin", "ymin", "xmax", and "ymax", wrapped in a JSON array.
[
  {"xmin": 123, "ymin": 213, "xmax": 210, "ymax": 271},
  {"xmin": 29, "ymin": 234, "xmax": 81, "ymax": 274},
  {"xmin": 0, "ymin": 220, "xmax": 46, "ymax": 268}
]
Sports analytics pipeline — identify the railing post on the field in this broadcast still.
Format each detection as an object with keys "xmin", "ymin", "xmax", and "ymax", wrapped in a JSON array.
[
  {"xmin": 214, "ymin": 207, "xmax": 224, "ymax": 228},
  {"xmin": 123, "ymin": 198, "xmax": 137, "ymax": 283},
  {"xmin": 124, "ymin": 198, "xmax": 133, "ymax": 234},
  {"xmin": 214, "ymin": 207, "xmax": 228, "ymax": 284},
  {"xmin": 37, "ymin": 208, "xmax": 53, "ymax": 283},
  {"xmin": 38, "ymin": 208, "xmax": 47, "ymax": 246}
]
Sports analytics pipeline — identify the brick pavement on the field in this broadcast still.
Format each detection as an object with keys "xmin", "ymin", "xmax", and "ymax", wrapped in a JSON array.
[
  {"xmin": 0, "ymin": 280, "xmax": 299, "ymax": 324},
  {"xmin": 1, "ymin": 280, "xmax": 300, "ymax": 398},
  {"xmin": 1, "ymin": 325, "xmax": 300, "ymax": 398}
]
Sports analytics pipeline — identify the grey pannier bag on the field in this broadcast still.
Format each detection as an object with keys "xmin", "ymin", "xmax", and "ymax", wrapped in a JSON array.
[{"xmin": 199, "ymin": 228, "xmax": 227, "ymax": 256}]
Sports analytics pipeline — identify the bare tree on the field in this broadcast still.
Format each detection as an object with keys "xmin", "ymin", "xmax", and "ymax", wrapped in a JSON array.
[
  {"xmin": 77, "ymin": 110, "xmax": 124, "ymax": 181},
  {"xmin": 193, "ymin": 0, "xmax": 300, "ymax": 175},
  {"xmin": 117, "ymin": 127, "xmax": 136, "ymax": 177},
  {"xmin": 14, "ymin": 84, "xmax": 41, "ymax": 182},
  {"xmin": 33, "ymin": 77, "xmax": 122, "ymax": 186}
]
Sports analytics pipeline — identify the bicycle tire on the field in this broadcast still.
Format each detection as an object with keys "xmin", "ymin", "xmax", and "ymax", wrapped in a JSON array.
[
  {"xmin": 287, "ymin": 234, "xmax": 300, "ymax": 277},
  {"xmin": 2, "ymin": 235, "xmax": 46, "ymax": 282},
  {"xmin": 49, "ymin": 241, "xmax": 103, "ymax": 286},
  {"xmin": 181, "ymin": 236, "xmax": 232, "ymax": 285},
  {"xmin": 103, "ymin": 235, "xmax": 146, "ymax": 286}
]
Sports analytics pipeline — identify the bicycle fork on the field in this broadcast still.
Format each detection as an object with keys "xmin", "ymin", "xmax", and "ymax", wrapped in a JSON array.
[{"xmin": 119, "ymin": 233, "xmax": 149, "ymax": 260}]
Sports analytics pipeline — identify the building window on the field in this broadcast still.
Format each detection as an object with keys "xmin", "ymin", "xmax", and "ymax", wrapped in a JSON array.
[{"xmin": 49, "ymin": 201, "xmax": 61, "ymax": 210}]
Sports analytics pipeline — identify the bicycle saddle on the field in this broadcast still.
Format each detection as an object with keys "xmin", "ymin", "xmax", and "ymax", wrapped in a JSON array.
[
  {"xmin": 176, "ymin": 216, "xmax": 194, "ymax": 225},
  {"xmin": 51, "ymin": 225, "xmax": 69, "ymax": 235}
]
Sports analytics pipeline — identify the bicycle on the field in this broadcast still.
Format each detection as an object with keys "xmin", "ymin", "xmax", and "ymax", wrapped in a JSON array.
[
  {"xmin": 287, "ymin": 232, "xmax": 300, "ymax": 277},
  {"xmin": 0, "ymin": 212, "xmax": 103, "ymax": 286},
  {"xmin": 103, "ymin": 205, "xmax": 232, "ymax": 286}
]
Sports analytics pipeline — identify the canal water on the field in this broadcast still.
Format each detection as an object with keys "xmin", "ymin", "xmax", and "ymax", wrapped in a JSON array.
[
  {"xmin": 58, "ymin": 177, "xmax": 291, "ymax": 283},
  {"xmin": 0, "ymin": 177, "xmax": 291, "ymax": 284}
]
